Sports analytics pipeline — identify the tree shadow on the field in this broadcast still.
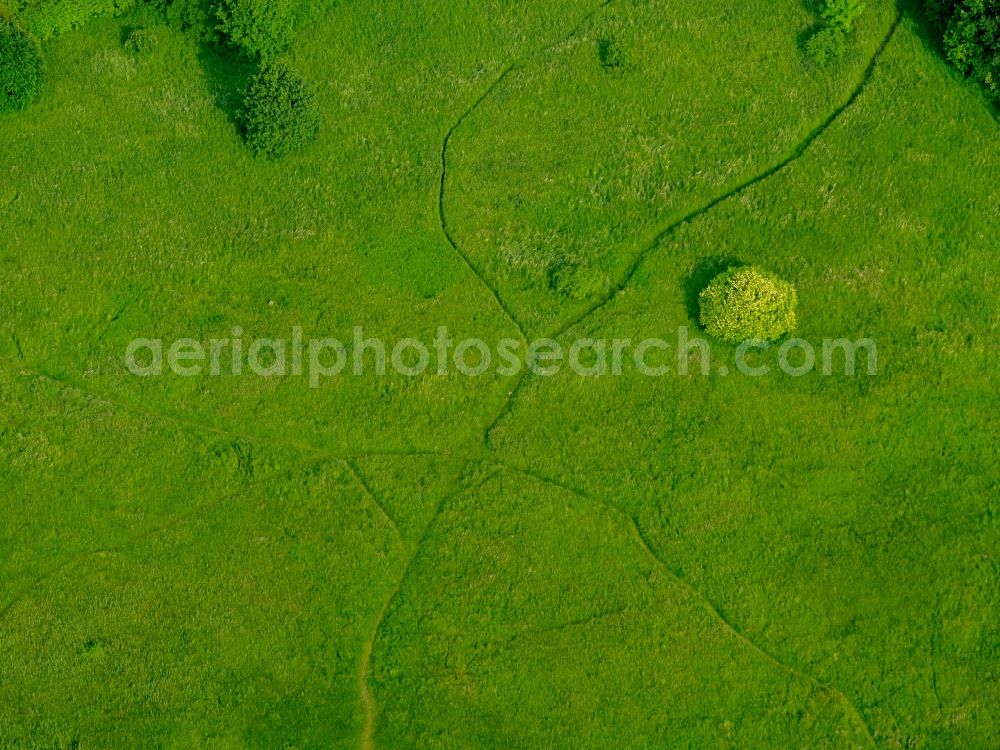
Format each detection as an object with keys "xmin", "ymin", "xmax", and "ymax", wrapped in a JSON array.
[
  {"xmin": 196, "ymin": 42, "xmax": 257, "ymax": 132},
  {"xmin": 682, "ymin": 255, "xmax": 743, "ymax": 324},
  {"xmin": 902, "ymin": 0, "xmax": 947, "ymax": 59},
  {"xmin": 796, "ymin": 22, "xmax": 824, "ymax": 57}
]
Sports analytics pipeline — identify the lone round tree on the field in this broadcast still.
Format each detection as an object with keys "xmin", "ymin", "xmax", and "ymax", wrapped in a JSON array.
[
  {"xmin": 699, "ymin": 266, "xmax": 797, "ymax": 343},
  {"xmin": 240, "ymin": 61, "xmax": 321, "ymax": 158}
]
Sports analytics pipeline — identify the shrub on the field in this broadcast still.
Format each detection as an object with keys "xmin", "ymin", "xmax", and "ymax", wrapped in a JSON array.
[
  {"xmin": 802, "ymin": 0, "xmax": 865, "ymax": 70},
  {"xmin": 216, "ymin": 0, "xmax": 297, "ymax": 59},
  {"xmin": 805, "ymin": 26, "xmax": 848, "ymax": 67},
  {"xmin": 698, "ymin": 266, "xmax": 798, "ymax": 343},
  {"xmin": 598, "ymin": 38, "xmax": 629, "ymax": 72},
  {"xmin": 820, "ymin": 0, "xmax": 866, "ymax": 33},
  {"xmin": 0, "ymin": 9, "xmax": 44, "ymax": 113},
  {"xmin": 240, "ymin": 61, "xmax": 321, "ymax": 158},
  {"xmin": 549, "ymin": 261, "xmax": 608, "ymax": 301}
]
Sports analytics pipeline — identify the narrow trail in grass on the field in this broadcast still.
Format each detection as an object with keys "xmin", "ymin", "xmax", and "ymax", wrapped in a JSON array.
[
  {"xmin": 557, "ymin": 10, "xmax": 905, "ymax": 339},
  {"xmin": 437, "ymin": 0, "xmax": 618, "ymax": 345},
  {"xmin": 488, "ymin": 459, "xmax": 879, "ymax": 749},
  {"xmin": 625, "ymin": 516, "xmax": 878, "ymax": 749},
  {"xmin": 438, "ymin": 66, "xmax": 523, "ymax": 340},
  {"xmin": 345, "ymin": 460, "xmax": 402, "ymax": 541},
  {"xmin": 4, "ymin": 9, "xmax": 900, "ymax": 748},
  {"xmin": 356, "ymin": 462, "xmax": 496, "ymax": 750},
  {"xmin": 481, "ymin": 10, "xmax": 905, "ymax": 448},
  {"xmin": 0, "ymin": 457, "xmax": 333, "ymax": 627},
  {"xmin": 0, "ymin": 358, "xmax": 449, "ymax": 466}
]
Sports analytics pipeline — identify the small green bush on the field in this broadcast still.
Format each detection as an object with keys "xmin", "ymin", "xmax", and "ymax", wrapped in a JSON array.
[
  {"xmin": 216, "ymin": 0, "xmax": 297, "ymax": 59},
  {"xmin": 240, "ymin": 61, "xmax": 321, "ymax": 158},
  {"xmin": 805, "ymin": 26, "xmax": 848, "ymax": 67},
  {"xmin": 699, "ymin": 266, "xmax": 798, "ymax": 343},
  {"xmin": 820, "ymin": 0, "xmax": 866, "ymax": 33},
  {"xmin": 549, "ymin": 261, "xmax": 608, "ymax": 301},
  {"xmin": 598, "ymin": 38, "xmax": 629, "ymax": 72},
  {"xmin": 802, "ymin": 0, "xmax": 865, "ymax": 70},
  {"xmin": 0, "ymin": 9, "xmax": 44, "ymax": 113}
]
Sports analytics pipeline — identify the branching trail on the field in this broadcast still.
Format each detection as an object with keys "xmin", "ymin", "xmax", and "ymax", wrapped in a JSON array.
[
  {"xmin": 345, "ymin": 459, "xmax": 402, "ymax": 541},
  {"xmin": 482, "ymin": 10, "xmax": 905, "ymax": 447},
  {"xmin": 4, "ymin": 8, "xmax": 902, "ymax": 749},
  {"xmin": 356, "ymin": 462, "xmax": 498, "ymax": 750},
  {"xmin": 487, "ymin": 459, "xmax": 878, "ymax": 749},
  {"xmin": 439, "ymin": 66, "xmax": 523, "ymax": 341},
  {"xmin": 556, "ymin": 12, "xmax": 903, "ymax": 340},
  {"xmin": 437, "ymin": 0, "xmax": 620, "ymax": 344}
]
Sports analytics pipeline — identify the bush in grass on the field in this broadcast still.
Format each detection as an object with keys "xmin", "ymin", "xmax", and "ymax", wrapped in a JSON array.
[
  {"xmin": 805, "ymin": 25, "xmax": 848, "ymax": 67},
  {"xmin": 802, "ymin": 0, "xmax": 865, "ymax": 68},
  {"xmin": 216, "ymin": 0, "xmax": 297, "ymax": 59},
  {"xmin": 0, "ymin": 9, "xmax": 43, "ymax": 113},
  {"xmin": 820, "ymin": 0, "xmax": 866, "ymax": 33},
  {"xmin": 699, "ymin": 266, "xmax": 797, "ymax": 343},
  {"xmin": 549, "ymin": 261, "xmax": 608, "ymax": 301},
  {"xmin": 598, "ymin": 38, "xmax": 629, "ymax": 72},
  {"xmin": 240, "ymin": 61, "xmax": 320, "ymax": 157}
]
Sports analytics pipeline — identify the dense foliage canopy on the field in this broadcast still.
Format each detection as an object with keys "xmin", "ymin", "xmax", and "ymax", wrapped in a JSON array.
[
  {"xmin": 821, "ymin": 0, "xmax": 867, "ymax": 33},
  {"xmin": 699, "ymin": 266, "xmax": 798, "ymax": 343},
  {"xmin": 239, "ymin": 60, "xmax": 320, "ymax": 158},
  {"xmin": 926, "ymin": 0, "xmax": 1000, "ymax": 99},
  {"xmin": 14, "ymin": 0, "xmax": 135, "ymax": 38},
  {"xmin": 215, "ymin": 0, "xmax": 298, "ymax": 59}
]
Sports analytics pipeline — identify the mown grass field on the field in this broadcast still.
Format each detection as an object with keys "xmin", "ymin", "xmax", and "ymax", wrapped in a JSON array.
[{"xmin": 1, "ymin": 0, "xmax": 998, "ymax": 747}]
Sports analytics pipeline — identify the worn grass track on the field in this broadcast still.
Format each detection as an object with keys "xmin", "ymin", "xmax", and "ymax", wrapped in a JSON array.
[{"xmin": 482, "ymin": 9, "xmax": 905, "ymax": 448}]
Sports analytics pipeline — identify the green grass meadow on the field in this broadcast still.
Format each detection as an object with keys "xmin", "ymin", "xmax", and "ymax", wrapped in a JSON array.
[{"xmin": 1, "ymin": 0, "xmax": 998, "ymax": 747}]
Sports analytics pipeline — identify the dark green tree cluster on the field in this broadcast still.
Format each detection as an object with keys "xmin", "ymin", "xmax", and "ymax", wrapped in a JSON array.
[
  {"xmin": 3, "ymin": 0, "xmax": 322, "ymax": 157},
  {"xmin": 925, "ymin": 0, "xmax": 1000, "ymax": 100},
  {"xmin": 150, "ymin": 0, "xmax": 300, "ymax": 59},
  {"xmin": 1, "ymin": 7, "xmax": 43, "ymax": 112},
  {"xmin": 153, "ymin": 0, "xmax": 322, "ymax": 156},
  {"xmin": 146, "ymin": 0, "xmax": 217, "ymax": 42},
  {"xmin": 14, "ymin": 0, "xmax": 137, "ymax": 38},
  {"xmin": 215, "ymin": 0, "xmax": 296, "ymax": 59},
  {"xmin": 805, "ymin": 0, "xmax": 867, "ymax": 68}
]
